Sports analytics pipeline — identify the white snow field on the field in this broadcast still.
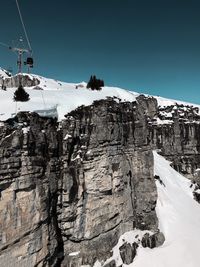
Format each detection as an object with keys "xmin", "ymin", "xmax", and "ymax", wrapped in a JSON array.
[
  {"xmin": 105, "ymin": 152, "xmax": 200, "ymax": 267},
  {"xmin": 0, "ymin": 70, "xmax": 200, "ymax": 121},
  {"xmin": 0, "ymin": 72, "xmax": 138, "ymax": 121}
]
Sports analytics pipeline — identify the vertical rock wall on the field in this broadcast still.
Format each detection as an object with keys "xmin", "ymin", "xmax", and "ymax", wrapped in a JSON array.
[
  {"xmin": 0, "ymin": 114, "xmax": 61, "ymax": 266},
  {"xmin": 0, "ymin": 98, "xmax": 165, "ymax": 266},
  {"xmin": 148, "ymin": 104, "xmax": 200, "ymax": 183},
  {"xmin": 60, "ymin": 100, "xmax": 158, "ymax": 265},
  {"xmin": 1, "ymin": 95, "xmax": 200, "ymax": 266}
]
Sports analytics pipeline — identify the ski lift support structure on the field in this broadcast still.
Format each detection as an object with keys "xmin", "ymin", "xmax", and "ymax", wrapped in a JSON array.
[
  {"xmin": 0, "ymin": 0, "xmax": 34, "ymax": 75},
  {"xmin": 9, "ymin": 39, "xmax": 30, "ymax": 74}
]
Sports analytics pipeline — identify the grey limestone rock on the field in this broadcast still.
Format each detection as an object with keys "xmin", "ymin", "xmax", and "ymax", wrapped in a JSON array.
[
  {"xmin": 148, "ymin": 103, "xmax": 200, "ymax": 184},
  {"xmin": 1, "ymin": 94, "xmax": 200, "ymax": 266},
  {"xmin": 119, "ymin": 242, "xmax": 138, "ymax": 265},
  {"xmin": 0, "ymin": 74, "xmax": 40, "ymax": 88},
  {"xmin": 141, "ymin": 232, "xmax": 165, "ymax": 249}
]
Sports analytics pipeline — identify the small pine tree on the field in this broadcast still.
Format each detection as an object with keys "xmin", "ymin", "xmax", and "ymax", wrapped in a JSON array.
[
  {"xmin": 86, "ymin": 75, "xmax": 104, "ymax": 90},
  {"xmin": 87, "ymin": 75, "xmax": 93, "ymax": 89},
  {"xmin": 13, "ymin": 85, "xmax": 30, "ymax": 102}
]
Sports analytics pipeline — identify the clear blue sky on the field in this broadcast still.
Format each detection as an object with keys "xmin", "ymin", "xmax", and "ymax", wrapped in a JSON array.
[{"xmin": 1, "ymin": 0, "xmax": 200, "ymax": 103}]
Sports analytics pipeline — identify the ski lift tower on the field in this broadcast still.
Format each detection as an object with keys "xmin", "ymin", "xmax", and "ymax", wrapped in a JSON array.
[
  {"xmin": 0, "ymin": 0, "xmax": 34, "ymax": 76},
  {"xmin": 9, "ymin": 37, "xmax": 31, "ymax": 74}
]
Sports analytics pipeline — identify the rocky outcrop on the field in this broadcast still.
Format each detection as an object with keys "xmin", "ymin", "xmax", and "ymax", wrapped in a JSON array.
[
  {"xmin": 147, "ymin": 102, "xmax": 200, "ymax": 184},
  {"xmin": 141, "ymin": 232, "xmax": 165, "ymax": 249},
  {"xmin": 1, "ymin": 93, "xmax": 200, "ymax": 266},
  {"xmin": 60, "ymin": 99, "xmax": 159, "ymax": 266},
  {"xmin": 136, "ymin": 95, "xmax": 158, "ymax": 119},
  {"xmin": 0, "ymin": 98, "xmax": 161, "ymax": 266},
  {"xmin": 0, "ymin": 113, "xmax": 61, "ymax": 267},
  {"xmin": 119, "ymin": 242, "xmax": 138, "ymax": 265},
  {"xmin": 0, "ymin": 74, "xmax": 40, "ymax": 88}
]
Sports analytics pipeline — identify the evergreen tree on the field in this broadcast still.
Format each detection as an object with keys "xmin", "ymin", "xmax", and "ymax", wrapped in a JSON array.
[
  {"xmin": 13, "ymin": 85, "xmax": 30, "ymax": 102},
  {"xmin": 87, "ymin": 75, "xmax": 93, "ymax": 89},
  {"xmin": 86, "ymin": 75, "xmax": 104, "ymax": 90}
]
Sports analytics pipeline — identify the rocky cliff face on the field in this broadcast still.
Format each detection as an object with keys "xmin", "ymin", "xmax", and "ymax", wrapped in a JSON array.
[
  {"xmin": 0, "ymin": 114, "xmax": 61, "ymax": 266},
  {"xmin": 60, "ymin": 99, "xmax": 161, "ymax": 266},
  {"xmin": 145, "ymin": 98, "xmax": 200, "ymax": 200},
  {"xmin": 0, "ymin": 74, "xmax": 40, "ymax": 88},
  {"xmin": 1, "ymin": 94, "xmax": 200, "ymax": 266},
  {"xmin": 0, "ymin": 98, "xmax": 162, "ymax": 266},
  {"xmin": 134, "ymin": 94, "xmax": 200, "ymax": 201}
]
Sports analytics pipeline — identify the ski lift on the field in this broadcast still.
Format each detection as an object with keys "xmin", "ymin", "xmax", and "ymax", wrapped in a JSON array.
[
  {"xmin": 25, "ymin": 57, "xmax": 34, "ymax": 68},
  {"xmin": 0, "ymin": 1, "xmax": 35, "ymax": 74}
]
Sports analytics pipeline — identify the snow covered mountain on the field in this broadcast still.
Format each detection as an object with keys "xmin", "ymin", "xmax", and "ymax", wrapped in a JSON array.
[
  {"xmin": 0, "ymin": 70, "xmax": 200, "ymax": 267},
  {"xmin": 0, "ymin": 71, "xmax": 199, "ymax": 122}
]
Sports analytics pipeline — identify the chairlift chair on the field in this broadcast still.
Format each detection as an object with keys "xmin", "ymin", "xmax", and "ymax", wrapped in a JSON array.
[{"xmin": 25, "ymin": 57, "xmax": 34, "ymax": 68}]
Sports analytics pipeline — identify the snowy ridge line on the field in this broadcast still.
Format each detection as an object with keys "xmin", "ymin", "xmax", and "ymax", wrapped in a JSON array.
[
  {"xmin": 131, "ymin": 90, "xmax": 200, "ymax": 110},
  {"xmin": 0, "ymin": 70, "xmax": 200, "ymax": 122},
  {"xmin": 0, "ymin": 73, "xmax": 139, "ymax": 121}
]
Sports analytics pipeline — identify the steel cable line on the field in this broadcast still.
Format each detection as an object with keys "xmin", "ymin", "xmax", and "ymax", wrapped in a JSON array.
[
  {"xmin": 15, "ymin": 0, "xmax": 33, "ymax": 54},
  {"xmin": 0, "ymin": 42, "xmax": 9, "ymax": 48}
]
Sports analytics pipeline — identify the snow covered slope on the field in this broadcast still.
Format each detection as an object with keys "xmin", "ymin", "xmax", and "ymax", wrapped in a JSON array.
[
  {"xmin": 0, "ymin": 68, "xmax": 9, "ymax": 79},
  {"xmin": 0, "ymin": 72, "xmax": 200, "ymax": 121},
  {"xmin": 107, "ymin": 152, "xmax": 200, "ymax": 267},
  {"xmin": 0, "ymin": 73, "xmax": 139, "ymax": 121}
]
